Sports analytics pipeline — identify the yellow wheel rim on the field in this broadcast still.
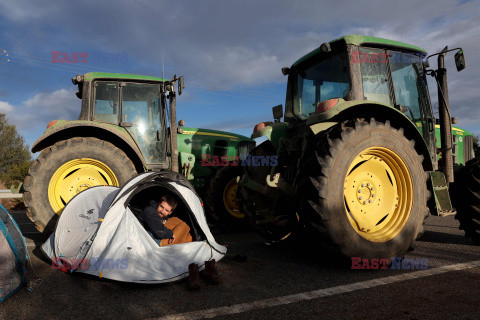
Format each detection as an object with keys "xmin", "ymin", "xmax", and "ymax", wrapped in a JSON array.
[
  {"xmin": 223, "ymin": 178, "xmax": 244, "ymax": 219},
  {"xmin": 343, "ymin": 147, "xmax": 413, "ymax": 242},
  {"xmin": 48, "ymin": 158, "xmax": 119, "ymax": 215}
]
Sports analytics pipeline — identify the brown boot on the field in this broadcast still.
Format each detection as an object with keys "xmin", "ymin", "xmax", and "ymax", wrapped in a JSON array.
[
  {"xmin": 203, "ymin": 259, "xmax": 220, "ymax": 284},
  {"xmin": 187, "ymin": 263, "xmax": 201, "ymax": 291}
]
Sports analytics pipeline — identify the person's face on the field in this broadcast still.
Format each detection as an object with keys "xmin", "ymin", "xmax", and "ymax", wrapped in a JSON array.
[{"xmin": 157, "ymin": 201, "xmax": 173, "ymax": 219}]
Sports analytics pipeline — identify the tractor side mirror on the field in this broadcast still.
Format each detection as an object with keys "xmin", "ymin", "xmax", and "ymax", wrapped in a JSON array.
[
  {"xmin": 272, "ymin": 105, "xmax": 283, "ymax": 123},
  {"xmin": 455, "ymin": 49, "xmax": 466, "ymax": 72}
]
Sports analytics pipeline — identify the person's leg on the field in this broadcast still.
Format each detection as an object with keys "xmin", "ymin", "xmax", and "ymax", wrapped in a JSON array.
[{"xmin": 160, "ymin": 217, "xmax": 193, "ymax": 246}]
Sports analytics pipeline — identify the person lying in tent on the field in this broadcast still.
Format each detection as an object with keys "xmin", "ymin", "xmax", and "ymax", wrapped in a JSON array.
[
  {"xmin": 137, "ymin": 193, "xmax": 220, "ymax": 290},
  {"xmin": 138, "ymin": 194, "xmax": 193, "ymax": 246}
]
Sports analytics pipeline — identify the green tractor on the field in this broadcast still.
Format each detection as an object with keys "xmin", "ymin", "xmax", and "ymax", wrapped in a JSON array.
[
  {"xmin": 24, "ymin": 72, "xmax": 254, "ymax": 232},
  {"xmin": 178, "ymin": 127, "xmax": 255, "ymax": 226},
  {"xmin": 434, "ymin": 124, "xmax": 475, "ymax": 168},
  {"xmin": 238, "ymin": 34, "xmax": 477, "ymax": 259}
]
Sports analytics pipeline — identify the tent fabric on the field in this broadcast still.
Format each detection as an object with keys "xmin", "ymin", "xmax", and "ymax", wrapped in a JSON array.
[
  {"xmin": 42, "ymin": 172, "xmax": 227, "ymax": 283},
  {"xmin": 0, "ymin": 204, "xmax": 28, "ymax": 303}
]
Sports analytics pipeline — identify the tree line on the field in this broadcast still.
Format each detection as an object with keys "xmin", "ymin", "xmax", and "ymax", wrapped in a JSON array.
[{"xmin": 0, "ymin": 113, "xmax": 32, "ymax": 187}]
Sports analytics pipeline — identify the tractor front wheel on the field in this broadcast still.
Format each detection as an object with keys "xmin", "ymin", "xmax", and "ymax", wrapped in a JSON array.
[
  {"xmin": 206, "ymin": 165, "xmax": 245, "ymax": 228},
  {"xmin": 24, "ymin": 137, "xmax": 137, "ymax": 233}
]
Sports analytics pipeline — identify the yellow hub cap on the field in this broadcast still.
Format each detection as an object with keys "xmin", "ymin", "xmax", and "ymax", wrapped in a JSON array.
[
  {"xmin": 223, "ymin": 178, "xmax": 244, "ymax": 219},
  {"xmin": 343, "ymin": 147, "xmax": 413, "ymax": 242},
  {"xmin": 48, "ymin": 158, "xmax": 119, "ymax": 215}
]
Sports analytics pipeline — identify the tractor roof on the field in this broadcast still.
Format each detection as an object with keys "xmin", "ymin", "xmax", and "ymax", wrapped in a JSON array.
[
  {"xmin": 83, "ymin": 72, "xmax": 168, "ymax": 82},
  {"xmin": 292, "ymin": 34, "xmax": 427, "ymax": 67}
]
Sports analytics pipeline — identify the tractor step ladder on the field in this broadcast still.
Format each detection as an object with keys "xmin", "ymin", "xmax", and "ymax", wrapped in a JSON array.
[{"xmin": 429, "ymin": 172, "xmax": 456, "ymax": 216}]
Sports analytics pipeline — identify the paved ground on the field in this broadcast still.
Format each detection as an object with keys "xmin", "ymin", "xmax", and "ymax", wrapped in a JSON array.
[{"xmin": 1, "ymin": 211, "xmax": 480, "ymax": 320}]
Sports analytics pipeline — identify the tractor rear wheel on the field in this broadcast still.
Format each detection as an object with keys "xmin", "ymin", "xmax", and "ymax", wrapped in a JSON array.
[
  {"xmin": 299, "ymin": 118, "xmax": 428, "ymax": 259},
  {"xmin": 23, "ymin": 137, "xmax": 137, "ymax": 233},
  {"xmin": 206, "ymin": 165, "xmax": 246, "ymax": 228},
  {"xmin": 454, "ymin": 158, "xmax": 480, "ymax": 244}
]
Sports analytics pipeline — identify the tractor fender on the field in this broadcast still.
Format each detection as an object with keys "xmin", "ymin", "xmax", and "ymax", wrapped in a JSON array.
[
  {"xmin": 308, "ymin": 101, "xmax": 435, "ymax": 171},
  {"xmin": 31, "ymin": 121, "xmax": 146, "ymax": 172}
]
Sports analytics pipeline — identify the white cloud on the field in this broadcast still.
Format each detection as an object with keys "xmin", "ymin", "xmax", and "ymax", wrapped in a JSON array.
[
  {"xmin": 1, "ymin": 0, "xmax": 480, "ymax": 139},
  {"xmin": 0, "ymin": 88, "xmax": 80, "ymax": 142},
  {"xmin": 0, "ymin": 101, "xmax": 14, "ymax": 113},
  {"xmin": 189, "ymin": 46, "xmax": 280, "ymax": 86},
  {"xmin": 23, "ymin": 88, "xmax": 79, "ymax": 119},
  {"xmin": 0, "ymin": 0, "xmax": 54, "ymax": 22}
]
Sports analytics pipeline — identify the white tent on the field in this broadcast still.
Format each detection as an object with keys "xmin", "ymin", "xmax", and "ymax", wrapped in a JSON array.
[{"xmin": 42, "ymin": 172, "xmax": 226, "ymax": 283}]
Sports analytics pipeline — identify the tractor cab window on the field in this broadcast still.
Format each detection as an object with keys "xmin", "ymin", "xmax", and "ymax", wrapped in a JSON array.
[
  {"xmin": 122, "ymin": 83, "xmax": 166, "ymax": 164},
  {"xmin": 389, "ymin": 52, "xmax": 430, "ymax": 122},
  {"xmin": 357, "ymin": 47, "xmax": 392, "ymax": 106},
  {"xmin": 357, "ymin": 49, "xmax": 431, "ymax": 123},
  {"xmin": 294, "ymin": 52, "xmax": 350, "ymax": 119},
  {"xmin": 94, "ymin": 81, "xmax": 119, "ymax": 124}
]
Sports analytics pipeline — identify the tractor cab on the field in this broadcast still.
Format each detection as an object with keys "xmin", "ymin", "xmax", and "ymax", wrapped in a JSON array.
[
  {"xmin": 284, "ymin": 36, "xmax": 431, "ymax": 119},
  {"xmin": 73, "ymin": 73, "xmax": 183, "ymax": 168},
  {"xmin": 282, "ymin": 35, "xmax": 464, "ymax": 173}
]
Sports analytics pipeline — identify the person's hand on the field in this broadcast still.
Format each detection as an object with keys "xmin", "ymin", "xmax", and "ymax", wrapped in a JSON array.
[{"xmin": 168, "ymin": 235, "xmax": 175, "ymax": 244}]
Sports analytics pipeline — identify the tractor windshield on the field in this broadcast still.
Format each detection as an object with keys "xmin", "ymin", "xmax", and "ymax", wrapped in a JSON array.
[
  {"xmin": 93, "ymin": 81, "xmax": 167, "ymax": 164},
  {"xmin": 122, "ymin": 83, "xmax": 166, "ymax": 164},
  {"xmin": 357, "ymin": 47, "xmax": 431, "ymax": 122},
  {"xmin": 356, "ymin": 47, "xmax": 436, "ymax": 163},
  {"xmin": 294, "ymin": 51, "xmax": 351, "ymax": 119},
  {"xmin": 389, "ymin": 51, "xmax": 431, "ymax": 122}
]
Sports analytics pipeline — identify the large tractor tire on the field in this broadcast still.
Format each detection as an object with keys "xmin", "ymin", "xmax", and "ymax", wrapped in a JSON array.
[
  {"xmin": 298, "ymin": 118, "xmax": 429, "ymax": 259},
  {"xmin": 454, "ymin": 158, "xmax": 480, "ymax": 244},
  {"xmin": 206, "ymin": 165, "xmax": 246, "ymax": 228},
  {"xmin": 238, "ymin": 141, "xmax": 299, "ymax": 241},
  {"xmin": 24, "ymin": 137, "xmax": 137, "ymax": 233}
]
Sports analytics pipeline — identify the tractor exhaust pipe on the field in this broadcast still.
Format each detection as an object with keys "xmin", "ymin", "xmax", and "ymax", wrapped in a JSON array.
[
  {"xmin": 169, "ymin": 92, "xmax": 179, "ymax": 173},
  {"xmin": 167, "ymin": 75, "xmax": 184, "ymax": 173},
  {"xmin": 437, "ymin": 46, "xmax": 454, "ymax": 184}
]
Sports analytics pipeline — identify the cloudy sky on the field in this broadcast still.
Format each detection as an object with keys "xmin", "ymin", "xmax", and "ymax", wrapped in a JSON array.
[{"xmin": 0, "ymin": 0, "xmax": 479, "ymax": 153}]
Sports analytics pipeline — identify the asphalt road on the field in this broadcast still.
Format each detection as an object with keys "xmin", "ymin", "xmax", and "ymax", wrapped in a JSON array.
[{"xmin": 1, "ymin": 211, "xmax": 480, "ymax": 320}]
